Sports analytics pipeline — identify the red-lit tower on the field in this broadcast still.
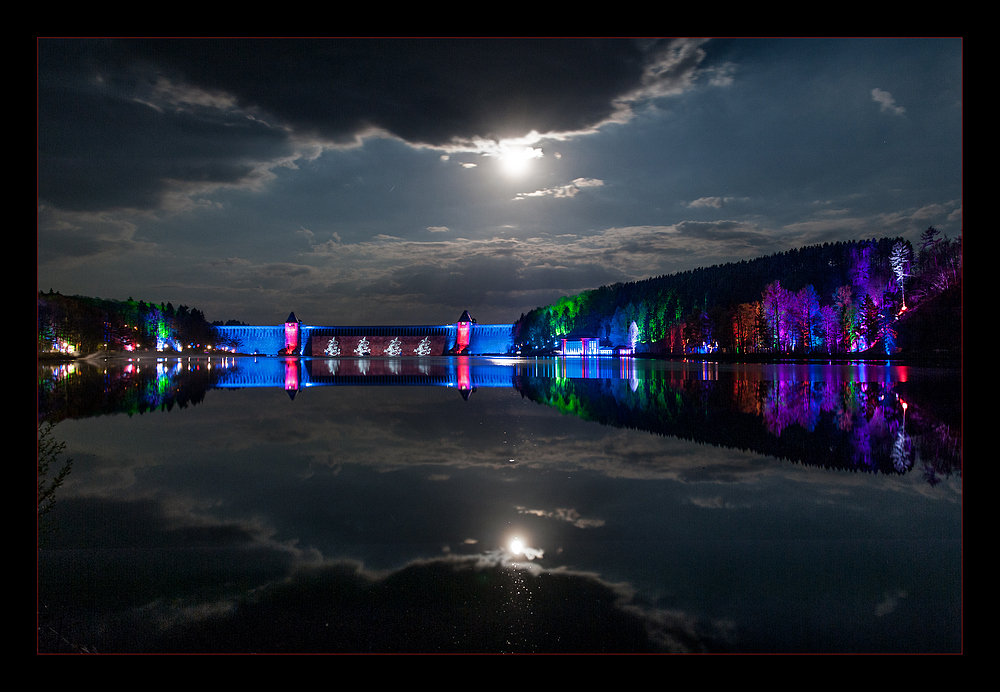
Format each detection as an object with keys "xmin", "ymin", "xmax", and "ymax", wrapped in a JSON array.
[
  {"xmin": 284, "ymin": 312, "xmax": 300, "ymax": 355},
  {"xmin": 455, "ymin": 310, "xmax": 473, "ymax": 354}
]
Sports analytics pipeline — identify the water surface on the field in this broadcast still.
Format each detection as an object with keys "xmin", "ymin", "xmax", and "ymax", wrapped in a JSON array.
[{"xmin": 38, "ymin": 356, "xmax": 962, "ymax": 653}]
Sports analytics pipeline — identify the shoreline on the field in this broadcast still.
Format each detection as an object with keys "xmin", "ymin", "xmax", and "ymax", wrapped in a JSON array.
[
  {"xmin": 39, "ymin": 350, "xmax": 961, "ymax": 368},
  {"xmin": 634, "ymin": 351, "xmax": 961, "ymax": 367}
]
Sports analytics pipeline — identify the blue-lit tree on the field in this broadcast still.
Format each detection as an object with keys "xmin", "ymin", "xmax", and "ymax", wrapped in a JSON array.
[{"xmin": 792, "ymin": 285, "xmax": 821, "ymax": 353}]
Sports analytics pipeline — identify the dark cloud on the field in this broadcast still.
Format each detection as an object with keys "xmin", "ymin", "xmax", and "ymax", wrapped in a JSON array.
[
  {"xmin": 137, "ymin": 556, "xmax": 727, "ymax": 653},
  {"xmin": 39, "ymin": 496, "xmax": 294, "ymax": 617},
  {"xmin": 674, "ymin": 220, "xmax": 770, "ymax": 242},
  {"xmin": 37, "ymin": 225, "xmax": 113, "ymax": 261},
  {"xmin": 38, "ymin": 63, "xmax": 294, "ymax": 211},
  {"xmin": 38, "ymin": 39, "xmax": 697, "ymax": 213},
  {"xmin": 100, "ymin": 38, "xmax": 652, "ymax": 145},
  {"xmin": 40, "ymin": 491, "xmax": 730, "ymax": 653}
]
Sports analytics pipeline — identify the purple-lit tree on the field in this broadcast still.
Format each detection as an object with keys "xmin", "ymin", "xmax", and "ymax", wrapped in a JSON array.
[
  {"xmin": 913, "ymin": 230, "xmax": 962, "ymax": 300},
  {"xmin": 791, "ymin": 285, "xmax": 821, "ymax": 353},
  {"xmin": 683, "ymin": 309, "xmax": 711, "ymax": 353},
  {"xmin": 849, "ymin": 241, "xmax": 896, "ymax": 315},
  {"xmin": 850, "ymin": 245, "xmax": 870, "ymax": 292},
  {"xmin": 762, "ymin": 281, "xmax": 792, "ymax": 352},
  {"xmin": 818, "ymin": 305, "xmax": 839, "ymax": 354}
]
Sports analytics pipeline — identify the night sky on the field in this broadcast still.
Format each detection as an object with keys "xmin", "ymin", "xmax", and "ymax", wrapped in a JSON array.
[{"xmin": 37, "ymin": 38, "xmax": 962, "ymax": 326}]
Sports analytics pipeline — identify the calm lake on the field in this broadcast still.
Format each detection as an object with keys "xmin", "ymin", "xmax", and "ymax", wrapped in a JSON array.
[{"xmin": 38, "ymin": 356, "xmax": 962, "ymax": 653}]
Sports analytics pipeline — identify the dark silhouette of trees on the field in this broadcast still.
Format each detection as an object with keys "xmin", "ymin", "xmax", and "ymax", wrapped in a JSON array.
[
  {"xmin": 38, "ymin": 421, "xmax": 72, "ymax": 544},
  {"xmin": 38, "ymin": 293, "xmax": 221, "ymax": 355}
]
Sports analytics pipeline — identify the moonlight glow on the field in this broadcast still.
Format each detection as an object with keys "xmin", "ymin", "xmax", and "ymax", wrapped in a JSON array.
[
  {"xmin": 506, "ymin": 536, "xmax": 543, "ymax": 560},
  {"xmin": 498, "ymin": 146, "xmax": 543, "ymax": 176}
]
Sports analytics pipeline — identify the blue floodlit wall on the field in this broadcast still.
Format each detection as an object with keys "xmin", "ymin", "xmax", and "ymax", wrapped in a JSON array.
[
  {"xmin": 468, "ymin": 324, "xmax": 515, "ymax": 354},
  {"xmin": 215, "ymin": 356, "xmax": 298, "ymax": 387},
  {"xmin": 215, "ymin": 326, "xmax": 288, "ymax": 355},
  {"xmin": 395, "ymin": 323, "xmax": 513, "ymax": 354}
]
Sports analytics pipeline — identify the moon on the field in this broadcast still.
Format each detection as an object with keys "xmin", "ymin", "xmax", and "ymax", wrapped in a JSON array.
[{"xmin": 499, "ymin": 146, "xmax": 543, "ymax": 177}]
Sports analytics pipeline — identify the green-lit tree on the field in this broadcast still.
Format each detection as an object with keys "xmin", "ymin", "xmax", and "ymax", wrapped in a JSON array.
[{"xmin": 859, "ymin": 293, "xmax": 881, "ymax": 351}]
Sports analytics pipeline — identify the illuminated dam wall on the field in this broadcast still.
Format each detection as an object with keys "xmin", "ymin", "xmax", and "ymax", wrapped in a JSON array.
[
  {"xmin": 215, "ymin": 320, "xmax": 515, "ymax": 357},
  {"xmin": 213, "ymin": 325, "xmax": 288, "ymax": 356}
]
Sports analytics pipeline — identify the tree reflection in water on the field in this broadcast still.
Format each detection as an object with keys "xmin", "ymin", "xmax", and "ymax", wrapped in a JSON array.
[{"xmin": 37, "ymin": 356, "xmax": 961, "ymax": 652}]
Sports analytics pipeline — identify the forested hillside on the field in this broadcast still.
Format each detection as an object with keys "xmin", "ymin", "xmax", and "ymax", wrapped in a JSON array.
[
  {"xmin": 37, "ymin": 292, "xmax": 219, "ymax": 355},
  {"xmin": 513, "ymin": 229, "xmax": 961, "ymax": 356}
]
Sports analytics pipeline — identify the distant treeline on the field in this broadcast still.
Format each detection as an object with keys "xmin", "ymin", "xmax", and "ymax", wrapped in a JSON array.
[
  {"xmin": 37, "ymin": 291, "xmax": 219, "ymax": 354},
  {"xmin": 513, "ymin": 230, "xmax": 961, "ymax": 356}
]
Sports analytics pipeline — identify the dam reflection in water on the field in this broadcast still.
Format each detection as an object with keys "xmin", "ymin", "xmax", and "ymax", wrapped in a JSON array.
[{"xmin": 37, "ymin": 356, "xmax": 961, "ymax": 652}]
